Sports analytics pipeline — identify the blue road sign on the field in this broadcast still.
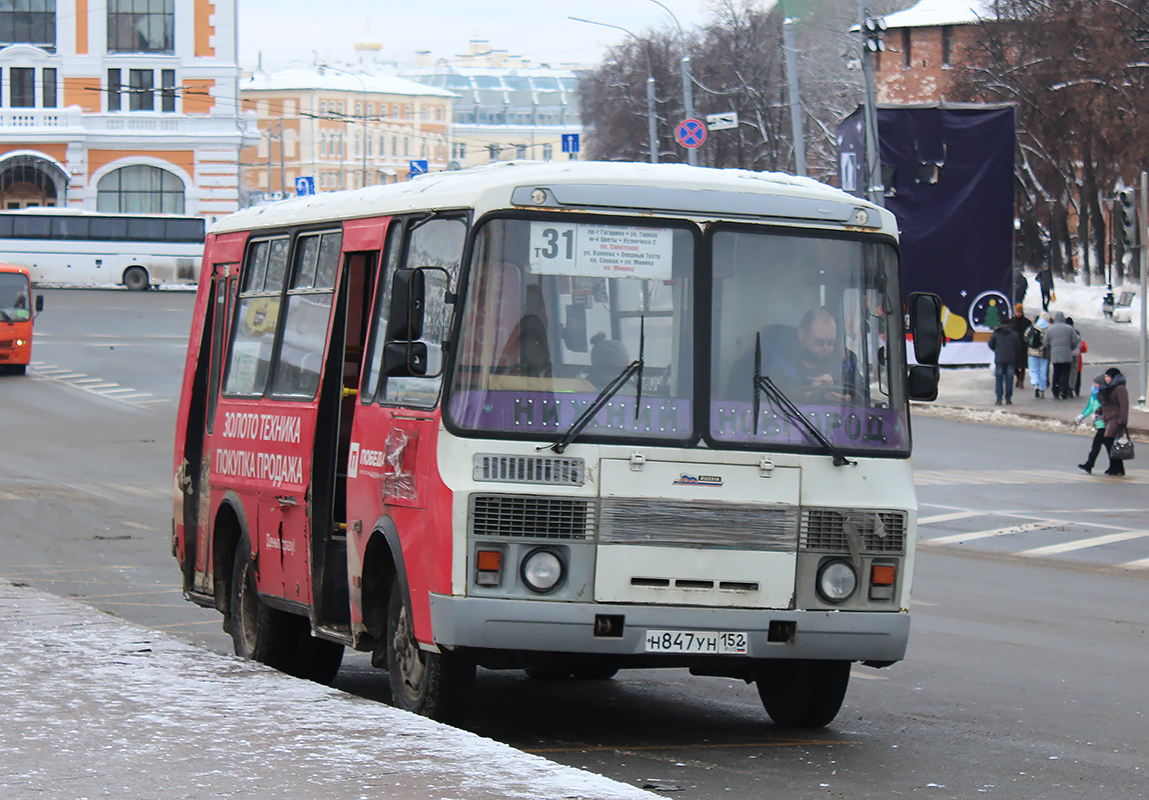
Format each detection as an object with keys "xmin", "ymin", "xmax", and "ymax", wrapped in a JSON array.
[
  {"xmin": 409, "ymin": 160, "xmax": 429, "ymax": 176},
  {"xmin": 295, "ymin": 176, "xmax": 315, "ymax": 196},
  {"xmin": 562, "ymin": 133, "xmax": 580, "ymax": 153},
  {"xmin": 675, "ymin": 118, "xmax": 707, "ymax": 149}
]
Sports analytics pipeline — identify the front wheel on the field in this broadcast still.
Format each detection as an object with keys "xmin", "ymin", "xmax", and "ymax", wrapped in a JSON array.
[
  {"xmin": 226, "ymin": 536, "xmax": 298, "ymax": 670},
  {"xmin": 755, "ymin": 659, "xmax": 851, "ymax": 728},
  {"xmin": 123, "ymin": 266, "xmax": 150, "ymax": 292},
  {"xmin": 386, "ymin": 580, "xmax": 474, "ymax": 723}
]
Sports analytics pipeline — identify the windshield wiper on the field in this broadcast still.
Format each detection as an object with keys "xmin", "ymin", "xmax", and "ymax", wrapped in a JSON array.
[
  {"xmin": 753, "ymin": 332, "xmax": 854, "ymax": 467},
  {"xmin": 543, "ymin": 315, "xmax": 645, "ymax": 455},
  {"xmin": 0, "ymin": 308, "xmax": 12, "ymax": 325}
]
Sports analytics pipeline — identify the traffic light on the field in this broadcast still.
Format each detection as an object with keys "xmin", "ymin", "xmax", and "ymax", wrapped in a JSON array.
[
  {"xmin": 863, "ymin": 16, "xmax": 888, "ymax": 52},
  {"xmin": 1119, "ymin": 189, "xmax": 1139, "ymax": 248}
]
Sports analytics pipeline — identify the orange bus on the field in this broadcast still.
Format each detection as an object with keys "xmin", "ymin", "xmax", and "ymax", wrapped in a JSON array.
[
  {"xmin": 173, "ymin": 162, "xmax": 942, "ymax": 727},
  {"xmin": 0, "ymin": 263, "xmax": 43, "ymax": 375}
]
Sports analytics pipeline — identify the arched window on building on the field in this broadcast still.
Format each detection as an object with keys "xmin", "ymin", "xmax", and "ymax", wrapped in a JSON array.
[{"xmin": 97, "ymin": 165, "xmax": 184, "ymax": 214}]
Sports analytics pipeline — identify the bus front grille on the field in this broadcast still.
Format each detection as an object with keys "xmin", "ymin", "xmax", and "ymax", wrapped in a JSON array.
[
  {"xmin": 469, "ymin": 494, "xmax": 592, "ymax": 540},
  {"xmin": 799, "ymin": 509, "xmax": 907, "ymax": 553},
  {"xmin": 472, "ymin": 454, "xmax": 586, "ymax": 486},
  {"xmin": 599, "ymin": 499, "xmax": 798, "ymax": 551}
]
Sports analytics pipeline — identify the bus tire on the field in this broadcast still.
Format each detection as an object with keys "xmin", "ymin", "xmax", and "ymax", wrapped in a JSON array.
[
  {"xmin": 123, "ymin": 266, "xmax": 150, "ymax": 292},
  {"xmin": 755, "ymin": 659, "xmax": 850, "ymax": 728},
  {"xmin": 386, "ymin": 580, "xmax": 474, "ymax": 724},
  {"xmin": 226, "ymin": 535, "xmax": 297, "ymax": 670},
  {"xmin": 292, "ymin": 627, "xmax": 345, "ymax": 685}
]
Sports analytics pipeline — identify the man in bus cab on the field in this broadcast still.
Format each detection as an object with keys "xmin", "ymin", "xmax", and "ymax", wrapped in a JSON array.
[{"xmin": 764, "ymin": 307, "xmax": 857, "ymax": 403}]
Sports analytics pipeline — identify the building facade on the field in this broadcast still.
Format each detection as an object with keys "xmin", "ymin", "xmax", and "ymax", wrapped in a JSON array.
[
  {"xmin": 239, "ymin": 68, "xmax": 455, "ymax": 201},
  {"xmin": 0, "ymin": 0, "xmax": 249, "ymax": 217},
  {"xmin": 400, "ymin": 39, "xmax": 583, "ymax": 168},
  {"xmin": 873, "ymin": 0, "xmax": 993, "ymax": 104}
]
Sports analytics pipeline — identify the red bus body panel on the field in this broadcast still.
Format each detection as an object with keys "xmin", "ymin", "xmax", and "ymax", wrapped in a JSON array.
[{"xmin": 0, "ymin": 264, "xmax": 36, "ymax": 369}]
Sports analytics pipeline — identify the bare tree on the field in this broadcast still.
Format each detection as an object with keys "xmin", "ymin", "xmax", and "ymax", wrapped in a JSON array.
[{"xmin": 950, "ymin": 0, "xmax": 1149, "ymax": 280}]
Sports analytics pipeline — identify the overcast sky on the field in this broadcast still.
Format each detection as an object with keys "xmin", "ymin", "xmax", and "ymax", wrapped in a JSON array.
[{"xmin": 237, "ymin": 0, "xmax": 721, "ymax": 71}]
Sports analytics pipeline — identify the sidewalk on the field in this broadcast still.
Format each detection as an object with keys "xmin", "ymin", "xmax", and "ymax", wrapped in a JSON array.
[
  {"xmin": 0, "ymin": 583, "xmax": 656, "ymax": 800},
  {"xmin": 920, "ymin": 363, "xmax": 1149, "ymax": 438}
]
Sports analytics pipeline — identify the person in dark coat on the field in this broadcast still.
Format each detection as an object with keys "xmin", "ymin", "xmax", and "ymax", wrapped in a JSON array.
[
  {"xmin": 1036, "ymin": 265, "xmax": 1054, "ymax": 311},
  {"xmin": 1099, "ymin": 367, "xmax": 1130, "ymax": 476},
  {"xmin": 1013, "ymin": 272, "xmax": 1028, "ymax": 305},
  {"xmin": 1045, "ymin": 310, "xmax": 1081, "ymax": 399},
  {"xmin": 1007, "ymin": 303, "xmax": 1031, "ymax": 389},
  {"xmin": 987, "ymin": 320, "xmax": 1021, "ymax": 405}
]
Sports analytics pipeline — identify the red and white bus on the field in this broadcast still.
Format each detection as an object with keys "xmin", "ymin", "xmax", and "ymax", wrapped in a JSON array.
[
  {"xmin": 173, "ymin": 161, "xmax": 942, "ymax": 726},
  {"xmin": 0, "ymin": 263, "xmax": 43, "ymax": 375}
]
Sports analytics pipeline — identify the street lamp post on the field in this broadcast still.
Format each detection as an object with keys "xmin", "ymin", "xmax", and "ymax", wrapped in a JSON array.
[
  {"xmin": 318, "ymin": 63, "xmax": 369, "ymax": 187},
  {"xmin": 570, "ymin": 16, "xmax": 658, "ymax": 164},
  {"xmin": 648, "ymin": 0, "xmax": 696, "ymax": 166}
]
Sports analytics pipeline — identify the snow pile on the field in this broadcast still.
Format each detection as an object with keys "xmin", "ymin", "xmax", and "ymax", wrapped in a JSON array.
[
  {"xmin": 0, "ymin": 583, "xmax": 658, "ymax": 800},
  {"xmin": 1022, "ymin": 270, "xmax": 1143, "ymax": 324}
]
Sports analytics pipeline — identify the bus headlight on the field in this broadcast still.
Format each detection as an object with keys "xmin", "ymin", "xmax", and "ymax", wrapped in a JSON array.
[
  {"xmin": 816, "ymin": 559, "xmax": 857, "ymax": 603},
  {"xmin": 521, "ymin": 548, "xmax": 565, "ymax": 593}
]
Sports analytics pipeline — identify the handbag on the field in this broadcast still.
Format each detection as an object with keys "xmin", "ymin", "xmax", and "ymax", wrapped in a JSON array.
[{"xmin": 1111, "ymin": 427, "xmax": 1135, "ymax": 461}]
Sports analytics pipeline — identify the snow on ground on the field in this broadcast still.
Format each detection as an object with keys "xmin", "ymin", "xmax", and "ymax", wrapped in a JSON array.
[
  {"xmin": 1021, "ymin": 269, "xmax": 1143, "ymax": 324},
  {"xmin": 0, "ymin": 583, "xmax": 658, "ymax": 800}
]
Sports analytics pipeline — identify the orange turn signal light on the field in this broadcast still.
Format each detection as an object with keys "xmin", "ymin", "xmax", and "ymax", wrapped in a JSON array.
[
  {"xmin": 871, "ymin": 564, "xmax": 897, "ymax": 586},
  {"xmin": 477, "ymin": 550, "xmax": 503, "ymax": 571}
]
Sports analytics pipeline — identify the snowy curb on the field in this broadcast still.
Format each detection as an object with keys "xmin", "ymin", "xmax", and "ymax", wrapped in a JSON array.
[
  {"xmin": 912, "ymin": 402, "xmax": 1149, "ymax": 440},
  {"xmin": 0, "ymin": 582, "xmax": 658, "ymax": 800}
]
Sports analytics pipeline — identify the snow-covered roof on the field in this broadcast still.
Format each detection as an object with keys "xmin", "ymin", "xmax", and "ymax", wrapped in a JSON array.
[
  {"xmin": 242, "ymin": 68, "xmax": 456, "ymax": 99},
  {"xmin": 212, "ymin": 160, "xmax": 896, "ymax": 236},
  {"xmin": 881, "ymin": 0, "xmax": 997, "ymax": 29}
]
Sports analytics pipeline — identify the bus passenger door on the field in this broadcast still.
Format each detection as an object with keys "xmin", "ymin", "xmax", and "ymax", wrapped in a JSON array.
[{"xmin": 347, "ymin": 215, "xmax": 468, "ymax": 644}]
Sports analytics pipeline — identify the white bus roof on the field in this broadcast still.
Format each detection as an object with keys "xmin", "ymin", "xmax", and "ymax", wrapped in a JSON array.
[{"xmin": 211, "ymin": 161, "xmax": 896, "ymax": 236}]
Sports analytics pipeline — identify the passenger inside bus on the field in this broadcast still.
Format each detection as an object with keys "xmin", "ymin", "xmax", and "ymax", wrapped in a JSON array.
[{"xmin": 727, "ymin": 306, "xmax": 858, "ymax": 405}]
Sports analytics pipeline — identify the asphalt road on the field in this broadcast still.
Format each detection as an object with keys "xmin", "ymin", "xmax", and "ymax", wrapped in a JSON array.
[{"xmin": 2, "ymin": 288, "xmax": 1146, "ymax": 798}]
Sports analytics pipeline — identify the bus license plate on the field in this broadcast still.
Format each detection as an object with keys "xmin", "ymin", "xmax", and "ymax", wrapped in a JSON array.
[{"xmin": 644, "ymin": 629, "xmax": 749, "ymax": 655}]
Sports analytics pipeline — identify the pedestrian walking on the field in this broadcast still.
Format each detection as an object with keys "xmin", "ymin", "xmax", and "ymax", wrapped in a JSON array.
[
  {"xmin": 1036, "ymin": 265, "xmax": 1054, "ymax": 311},
  {"xmin": 1076, "ymin": 375, "xmax": 1107, "ymax": 474},
  {"xmin": 987, "ymin": 318, "xmax": 1021, "ymax": 405},
  {"xmin": 1026, "ymin": 312, "xmax": 1051, "ymax": 398},
  {"xmin": 1008, "ymin": 303, "xmax": 1031, "ymax": 389},
  {"xmin": 1013, "ymin": 272, "xmax": 1029, "ymax": 306},
  {"xmin": 1065, "ymin": 316, "xmax": 1083, "ymax": 397},
  {"xmin": 1099, "ymin": 367, "xmax": 1130, "ymax": 476},
  {"xmin": 1044, "ymin": 311, "xmax": 1081, "ymax": 399}
]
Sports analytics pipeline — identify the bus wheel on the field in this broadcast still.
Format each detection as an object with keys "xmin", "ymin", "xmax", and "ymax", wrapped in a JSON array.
[
  {"xmin": 386, "ymin": 580, "xmax": 474, "ymax": 723},
  {"xmin": 293, "ymin": 631, "xmax": 344, "ymax": 685},
  {"xmin": 227, "ymin": 536, "xmax": 296, "ymax": 669},
  {"xmin": 755, "ymin": 659, "xmax": 850, "ymax": 728},
  {"xmin": 123, "ymin": 266, "xmax": 150, "ymax": 292}
]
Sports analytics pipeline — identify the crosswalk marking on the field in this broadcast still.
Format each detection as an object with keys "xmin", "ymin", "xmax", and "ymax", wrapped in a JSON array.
[
  {"xmin": 922, "ymin": 521, "xmax": 1053, "ymax": 546},
  {"xmin": 28, "ymin": 362, "xmax": 162, "ymax": 409},
  {"xmin": 914, "ymin": 468, "xmax": 1149, "ymax": 486},
  {"xmin": 1122, "ymin": 557, "xmax": 1149, "ymax": 569},
  {"xmin": 1018, "ymin": 530, "xmax": 1149, "ymax": 557},
  {"xmin": 918, "ymin": 510, "xmax": 983, "ymax": 525}
]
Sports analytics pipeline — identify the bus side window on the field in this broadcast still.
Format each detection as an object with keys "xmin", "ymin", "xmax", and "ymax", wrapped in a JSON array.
[
  {"xmin": 369, "ymin": 217, "xmax": 466, "ymax": 408},
  {"xmin": 361, "ymin": 221, "xmax": 405, "ymax": 403},
  {"xmin": 222, "ymin": 238, "xmax": 288, "ymax": 396}
]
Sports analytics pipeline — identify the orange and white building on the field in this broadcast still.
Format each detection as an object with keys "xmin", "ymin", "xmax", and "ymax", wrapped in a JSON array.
[{"xmin": 0, "ymin": 0, "xmax": 251, "ymax": 218}]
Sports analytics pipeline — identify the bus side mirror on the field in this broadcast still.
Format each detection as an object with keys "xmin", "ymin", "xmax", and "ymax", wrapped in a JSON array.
[
  {"xmin": 907, "ymin": 364, "xmax": 939, "ymax": 401},
  {"xmin": 383, "ymin": 341, "xmax": 428, "ymax": 377},
  {"xmin": 35, "ymin": 295, "xmax": 44, "ymax": 313},
  {"xmin": 909, "ymin": 292, "xmax": 942, "ymax": 366},
  {"xmin": 386, "ymin": 268, "xmax": 425, "ymax": 342}
]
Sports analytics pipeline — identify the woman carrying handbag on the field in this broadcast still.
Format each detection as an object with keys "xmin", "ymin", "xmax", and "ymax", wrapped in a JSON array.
[{"xmin": 1099, "ymin": 367, "xmax": 1131, "ymax": 476}]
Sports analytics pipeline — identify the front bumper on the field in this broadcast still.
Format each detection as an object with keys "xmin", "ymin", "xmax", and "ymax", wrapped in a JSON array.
[{"xmin": 429, "ymin": 594, "xmax": 909, "ymax": 662}]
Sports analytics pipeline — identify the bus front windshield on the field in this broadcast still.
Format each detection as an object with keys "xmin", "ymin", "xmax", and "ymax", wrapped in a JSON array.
[
  {"xmin": 710, "ymin": 227, "xmax": 908, "ymax": 454},
  {"xmin": 446, "ymin": 217, "xmax": 909, "ymax": 455},
  {"xmin": 0, "ymin": 272, "xmax": 31, "ymax": 322},
  {"xmin": 448, "ymin": 217, "xmax": 696, "ymax": 445}
]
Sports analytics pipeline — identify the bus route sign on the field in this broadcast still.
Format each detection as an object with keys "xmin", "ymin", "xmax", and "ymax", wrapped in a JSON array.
[{"xmin": 676, "ymin": 118, "xmax": 707, "ymax": 149}]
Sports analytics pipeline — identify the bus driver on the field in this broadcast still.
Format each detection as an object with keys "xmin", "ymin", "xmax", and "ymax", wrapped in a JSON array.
[{"xmin": 757, "ymin": 307, "xmax": 858, "ymax": 404}]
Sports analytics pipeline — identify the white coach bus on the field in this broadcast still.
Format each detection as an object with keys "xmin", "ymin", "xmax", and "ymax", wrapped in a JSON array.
[{"xmin": 1, "ymin": 208, "xmax": 205, "ymax": 291}]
